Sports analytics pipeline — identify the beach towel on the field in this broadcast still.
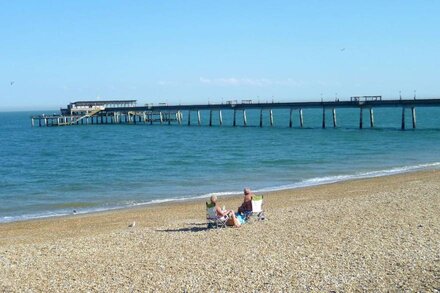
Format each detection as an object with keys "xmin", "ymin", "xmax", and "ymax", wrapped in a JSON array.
[{"xmin": 235, "ymin": 213, "xmax": 246, "ymax": 225}]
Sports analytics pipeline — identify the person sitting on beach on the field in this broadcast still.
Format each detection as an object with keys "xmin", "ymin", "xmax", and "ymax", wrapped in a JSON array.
[
  {"xmin": 235, "ymin": 188, "xmax": 254, "ymax": 224},
  {"xmin": 209, "ymin": 195, "xmax": 240, "ymax": 227},
  {"xmin": 238, "ymin": 188, "xmax": 253, "ymax": 214}
]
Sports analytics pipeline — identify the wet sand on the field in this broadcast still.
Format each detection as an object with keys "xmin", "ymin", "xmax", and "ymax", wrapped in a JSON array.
[{"xmin": 1, "ymin": 170, "xmax": 439, "ymax": 291}]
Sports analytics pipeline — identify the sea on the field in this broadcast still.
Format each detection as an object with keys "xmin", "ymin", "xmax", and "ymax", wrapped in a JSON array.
[{"xmin": 1, "ymin": 107, "xmax": 440, "ymax": 223}]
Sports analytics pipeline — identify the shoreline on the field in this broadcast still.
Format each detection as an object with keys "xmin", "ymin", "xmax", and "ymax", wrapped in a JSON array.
[
  {"xmin": 1, "ymin": 169, "xmax": 439, "ymax": 291},
  {"xmin": 0, "ymin": 169, "xmax": 438, "ymax": 241},
  {"xmin": 2, "ymin": 161, "xmax": 439, "ymax": 225}
]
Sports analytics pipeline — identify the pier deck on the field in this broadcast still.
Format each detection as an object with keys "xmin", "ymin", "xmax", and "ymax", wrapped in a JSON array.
[{"xmin": 121, "ymin": 98, "xmax": 440, "ymax": 112}]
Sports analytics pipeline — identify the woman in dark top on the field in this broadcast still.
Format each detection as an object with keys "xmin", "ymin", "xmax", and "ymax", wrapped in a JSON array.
[{"xmin": 238, "ymin": 188, "xmax": 253, "ymax": 212}]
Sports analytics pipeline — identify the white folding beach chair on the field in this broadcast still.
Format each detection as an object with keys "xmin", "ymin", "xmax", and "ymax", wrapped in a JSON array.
[
  {"xmin": 206, "ymin": 202, "xmax": 228, "ymax": 229},
  {"xmin": 246, "ymin": 195, "xmax": 266, "ymax": 221}
]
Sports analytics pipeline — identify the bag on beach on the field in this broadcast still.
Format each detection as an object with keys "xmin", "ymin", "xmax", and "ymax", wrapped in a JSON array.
[{"xmin": 226, "ymin": 217, "xmax": 235, "ymax": 226}]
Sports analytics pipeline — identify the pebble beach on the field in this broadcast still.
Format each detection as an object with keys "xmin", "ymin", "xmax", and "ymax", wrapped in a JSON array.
[{"xmin": 1, "ymin": 170, "xmax": 439, "ymax": 292}]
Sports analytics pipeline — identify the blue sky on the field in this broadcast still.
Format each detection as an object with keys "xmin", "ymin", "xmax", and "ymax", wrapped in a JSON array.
[{"xmin": 1, "ymin": 1, "xmax": 439, "ymax": 110}]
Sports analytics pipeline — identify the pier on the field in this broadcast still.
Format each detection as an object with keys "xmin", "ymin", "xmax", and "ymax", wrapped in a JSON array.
[{"xmin": 31, "ymin": 96, "xmax": 440, "ymax": 130}]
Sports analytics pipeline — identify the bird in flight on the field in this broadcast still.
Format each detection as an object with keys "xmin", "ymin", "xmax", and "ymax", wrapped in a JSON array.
[
  {"xmin": 10, "ymin": 81, "xmax": 15, "ymax": 86},
  {"xmin": 340, "ymin": 48, "xmax": 346, "ymax": 52}
]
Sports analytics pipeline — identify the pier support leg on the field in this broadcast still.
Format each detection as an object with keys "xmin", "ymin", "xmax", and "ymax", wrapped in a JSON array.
[
  {"xmin": 188, "ymin": 111, "xmax": 191, "ymax": 126},
  {"xmin": 322, "ymin": 108, "xmax": 326, "ymax": 129},
  {"xmin": 178, "ymin": 111, "xmax": 182, "ymax": 125},
  {"xmin": 219, "ymin": 110, "xmax": 223, "ymax": 126},
  {"xmin": 369, "ymin": 108, "xmax": 374, "ymax": 128},
  {"xmin": 269, "ymin": 109, "xmax": 273, "ymax": 127},
  {"xmin": 260, "ymin": 109, "xmax": 263, "ymax": 127},
  {"xmin": 289, "ymin": 109, "xmax": 293, "ymax": 128},
  {"xmin": 159, "ymin": 112, "xmax": 163, "ymax": 124},
  {"xmin": 401, "ymin": 108, "xmax": 405, "ymax": 130},
  {"xmin": 359, "ymin": 108, "xmax": 363, "ymax": 129},
  {"xmin": 411, "ymin": 107, "xmax": 416, "ymax": 129},
  {"xmin": 299, "ymin": 109, "xmax": 304, "ymax": 128},
  {"xmin": 332, "ymin": 108, "xmax": 337, "ymax": 128},
  {"xmin": 197, "ymin": 110, "xmax": 201, "ymax": 126},
  {"xmin": 243, "ymin": 110, "xmax": 247, "ymax": 127},
  {"xmin": 233, "ymin": 110, "xmax": 236, "ymax": 127},
  {"xmin": 209, "ymin": 110, "xmax": 213, "ymax": 127},
  {"xmin": 168, "ymin": 112, "xmax": 171, "ymax": 125}
]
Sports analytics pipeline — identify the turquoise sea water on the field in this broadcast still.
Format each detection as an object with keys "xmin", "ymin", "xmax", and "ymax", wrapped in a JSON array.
[{"xmin": 1, "ymin": 108, "xmax": 440, "ymax": 222}]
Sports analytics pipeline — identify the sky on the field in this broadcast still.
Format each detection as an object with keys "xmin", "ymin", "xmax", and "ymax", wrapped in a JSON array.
[{"xmin": 1, "ymin": 0, "xmax": 440, "ymax": 110}]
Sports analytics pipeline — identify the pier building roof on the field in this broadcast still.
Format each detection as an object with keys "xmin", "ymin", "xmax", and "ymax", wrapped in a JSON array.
[{"xmin": 69, "ymin": 100, "xmax": 137, "ymax": 107}]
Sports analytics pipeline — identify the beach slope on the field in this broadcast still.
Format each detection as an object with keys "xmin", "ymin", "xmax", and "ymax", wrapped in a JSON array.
[{"xmin": 1, "ymin": 170, "xmax": 439, "ymax": 291}]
